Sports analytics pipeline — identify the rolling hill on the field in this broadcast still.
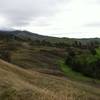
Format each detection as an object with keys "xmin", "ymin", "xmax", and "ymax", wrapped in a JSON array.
[
  {"xmin": 1, "ymin": 30, "xmax": 100, "ymax": 44},
  {"xmin": 0, "ymin": 30, "xmax": 100, "ymax": 100},
  {"xmin": 0, "ymin": 59, "xmax": 100, "ymax": 100}
]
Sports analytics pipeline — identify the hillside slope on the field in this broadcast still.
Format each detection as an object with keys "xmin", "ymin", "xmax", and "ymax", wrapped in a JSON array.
[
  {"xmin": 0, "ymin": 30, "xmax": 71, "ymax": 43},
  {"xmin": 1, "ymin": 30, "xmax": 100, "ymax": 44},
  {"xmin": 0, "ymin": 59, "xmax": 100, "ymax": 100}
]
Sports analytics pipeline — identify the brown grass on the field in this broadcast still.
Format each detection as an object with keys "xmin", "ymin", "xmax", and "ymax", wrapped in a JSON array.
[{"xmin": 0, "ymin": 59, "xmax": 100, "ymax": 100}]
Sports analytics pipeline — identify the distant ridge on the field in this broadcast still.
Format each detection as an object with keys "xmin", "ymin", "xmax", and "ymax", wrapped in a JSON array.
[{"xmin": 0, "ymin": 30, "xmax": 100, "ymax": 44}]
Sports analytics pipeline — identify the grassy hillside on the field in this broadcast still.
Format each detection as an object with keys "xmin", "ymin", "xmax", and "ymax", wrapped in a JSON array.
[
  {"xmin": 0, "ymin": 59, "xmax": 100, "ymax": 100},
  {"xmin": 0, "ymin": 31, "xmax": 100, "ymax": 100}
]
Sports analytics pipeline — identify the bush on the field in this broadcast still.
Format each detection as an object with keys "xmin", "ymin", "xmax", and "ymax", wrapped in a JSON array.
[{"xmin": 65, "ymin": 48, "xmax": 100, "ymax": 79}]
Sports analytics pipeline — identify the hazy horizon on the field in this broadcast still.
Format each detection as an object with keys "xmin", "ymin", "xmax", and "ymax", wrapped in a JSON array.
[{"xmin": 0, "ymin": 0, "xmax": 100, "ymax": 38}]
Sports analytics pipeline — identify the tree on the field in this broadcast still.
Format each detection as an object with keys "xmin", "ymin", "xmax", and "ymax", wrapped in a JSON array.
[{"xmin": 65, "ymin": 48, "xmax": 100, "ymax": 79}]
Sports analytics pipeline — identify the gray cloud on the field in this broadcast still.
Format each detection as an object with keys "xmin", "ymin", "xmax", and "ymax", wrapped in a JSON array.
[{"xmin": 0, "ymin": 0, "xmax": 68, "ymax": 27}]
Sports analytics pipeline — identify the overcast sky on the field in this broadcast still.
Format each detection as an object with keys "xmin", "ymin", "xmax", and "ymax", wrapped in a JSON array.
[{"xmin": 0, "ymin": 0, "xmax": 100, "ymax": 38}]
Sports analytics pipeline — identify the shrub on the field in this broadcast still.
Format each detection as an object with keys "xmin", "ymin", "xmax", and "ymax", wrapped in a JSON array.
[{"xmin": 65, "ymin": 48, "xmax": 100, "ymax": 79}]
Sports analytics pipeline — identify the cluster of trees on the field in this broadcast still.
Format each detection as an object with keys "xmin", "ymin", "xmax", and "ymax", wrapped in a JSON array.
[
  {"xmin": 30, "ymin": 40, "xmax": 69, "ymax": 48},
  {"xmin": 72, "ymin": 41, "xmax": 99, "ymax": 49},
  {"xmin": 65, "ymin": 47, "xmax": 100, "ymax": 79}
]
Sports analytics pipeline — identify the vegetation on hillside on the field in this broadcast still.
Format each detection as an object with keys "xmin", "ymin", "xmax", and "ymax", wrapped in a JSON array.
[
  {"xmin": 65, "ymin": 42, "xmax": 100, "ymax": 79},
  {"xmin": 0, "ymin": 59, "xmax": 100, "ymax": 100},
  {"xmin": 0, "ymin": 31, "xmax": 100, "ymax": 100}
]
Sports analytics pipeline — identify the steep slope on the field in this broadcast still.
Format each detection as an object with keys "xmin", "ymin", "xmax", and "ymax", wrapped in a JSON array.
[{"xmin": 0, "ymin": 59, "xmax": 100, "ymax": 100}]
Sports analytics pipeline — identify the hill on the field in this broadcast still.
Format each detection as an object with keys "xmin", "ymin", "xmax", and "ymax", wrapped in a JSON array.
[
  {"xmin": 1, "ymin": 30, "xmax": 100, "ymax": 44},
  {"xmin": 0, "ymin": 59, "xmax": 100, "ymax": 100},
  {"xmin": 0, "ymin": 30, "xmax": 70, "ymax": 43},
  {"xmin": 0, "ymin": 30, "xmax": 100, "ymax": 100}
]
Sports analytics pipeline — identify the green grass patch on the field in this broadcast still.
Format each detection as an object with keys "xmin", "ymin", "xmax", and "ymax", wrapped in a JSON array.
[{"xmin": 58, "ymin": 60, "xmax": 100, "ymax": 83}]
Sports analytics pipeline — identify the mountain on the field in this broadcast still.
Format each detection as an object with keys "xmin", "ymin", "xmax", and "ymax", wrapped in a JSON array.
[
  {"xmin": 0, "ymin": 30, "xmax": 100, "ymax": 45},
  {"xmin": 0, "ymin": 30, "xmax": 59, "ymax": 41}
]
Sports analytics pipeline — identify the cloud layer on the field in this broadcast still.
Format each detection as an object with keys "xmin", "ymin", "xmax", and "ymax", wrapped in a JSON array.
[
  {"xmin": 0, "ymin": 0, "xmax": 67, "ymax": 26},
  {"xmin": 0, "ymin": 0, "xmax": 100, "ymax": 38}
]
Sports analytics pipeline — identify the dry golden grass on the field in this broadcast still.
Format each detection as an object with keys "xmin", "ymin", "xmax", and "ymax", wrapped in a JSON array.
[{"xmin": 0, "ymin": 59, "xmax": 100, "ymax": 100}]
